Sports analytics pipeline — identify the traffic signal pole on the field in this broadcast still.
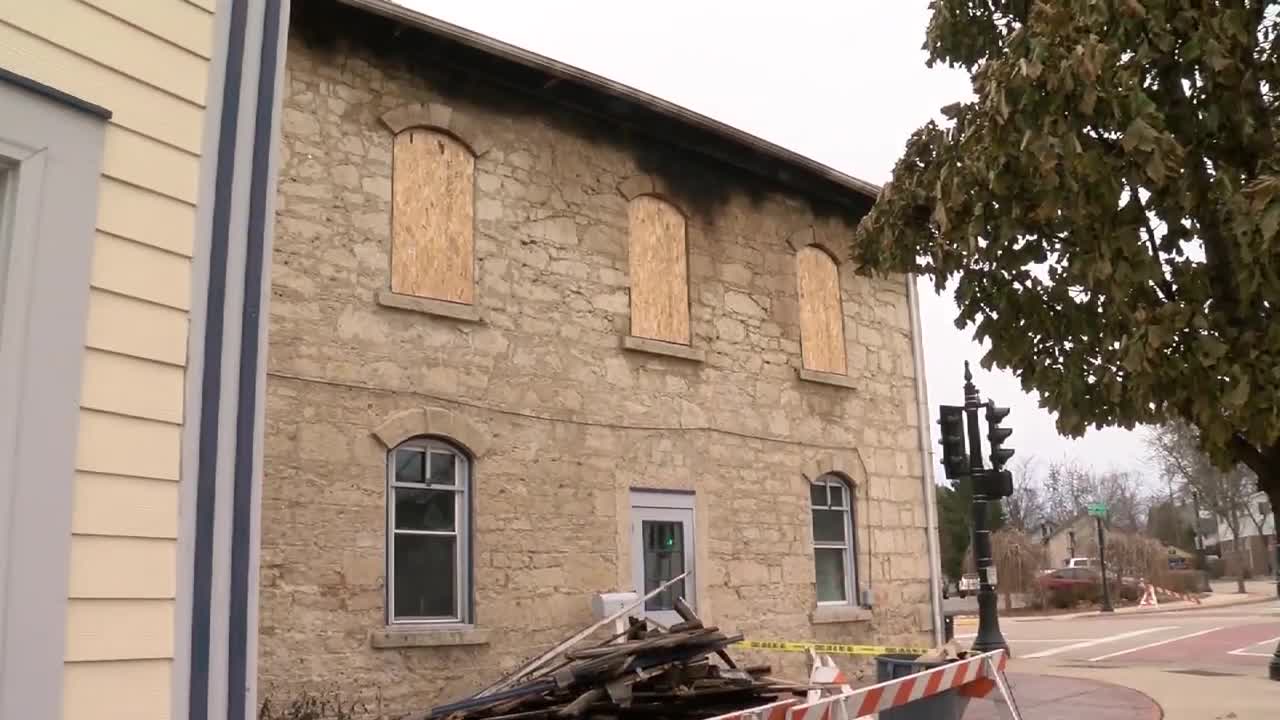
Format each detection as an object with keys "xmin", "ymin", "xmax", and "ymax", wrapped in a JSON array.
[
  {"xmin": 963, "ymin": 363, "xmax": 1008, "ymax": 654},
  {"xmin": 1096, "ymin": 515, "xmax": 1114, "ymax": 612},
  {"xmin": 937, "ymin": 363, "xmax": 1014, "ymax": 655}
]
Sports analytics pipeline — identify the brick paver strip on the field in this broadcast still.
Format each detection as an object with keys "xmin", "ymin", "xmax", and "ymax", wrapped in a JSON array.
[{"xmin": 961, "ymin": 673, "xmax": 1162, "ymax": 720}]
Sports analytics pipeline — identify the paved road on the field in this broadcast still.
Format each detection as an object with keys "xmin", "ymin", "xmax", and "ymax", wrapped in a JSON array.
[
  {"xmin": 959, "ymin": 601, "xmax": 1280, "ymax": 670},
  {"xmin": 958, "ymin": 599, "xmax": 1280, "ymax": 719}
]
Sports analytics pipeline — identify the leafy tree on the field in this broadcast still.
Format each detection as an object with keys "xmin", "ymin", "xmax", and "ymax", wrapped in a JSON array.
[
  {"xmin": 854, "ymin": 2, "xmax": 1280, "ymax": 516},
  {"xmin": 1146, "ymin": 498, "xmax": 1195, "ymax": 551},
  {"xmin": 936, "ymin": 483, "xmax": 971, "ymax": 582},
  {"xmin": 1003, "ymin": 455, "xmax": 1047, "ymax": 532},
  {"xmin": 936, "ymin": 472, "xmax": 1010, "ymax": 582},
  {"xmin": 1039, "ymin": 458, "xmax": 1149, "ymax": 530},
  {"xmin": 1148, "ymin": 421, "xmax": 1257, "ymax": 591}
]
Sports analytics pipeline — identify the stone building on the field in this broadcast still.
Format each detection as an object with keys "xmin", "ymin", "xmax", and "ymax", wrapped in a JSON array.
[{"xmin": 258, "ymin": 0, "xmax": 941, "ymax": 713}]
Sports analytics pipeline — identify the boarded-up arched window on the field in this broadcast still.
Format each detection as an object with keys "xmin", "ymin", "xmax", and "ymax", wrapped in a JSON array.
[
  {"xmin": 628, "ymin": 196, "xmax": 690, "ymax": 345},
  {"xmin": 796, "ymin": 246, "xmax": 847, "ymax": 374},
  {"xmin": 390, "ymin": 128, "xmax": 475, "ymax": 305}
]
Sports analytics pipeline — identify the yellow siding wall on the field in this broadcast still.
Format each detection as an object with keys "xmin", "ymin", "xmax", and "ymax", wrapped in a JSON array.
[{"xmin": 0, "ymin": 1, "xmax": 214, "ymax": 718}]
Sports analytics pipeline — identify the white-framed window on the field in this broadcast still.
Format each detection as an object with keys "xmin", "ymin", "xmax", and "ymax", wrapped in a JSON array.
[
  {"xmin": 0, "ymin": 162, "xmax": 13, "ymax": 321},
  {"xmin": 0, "ymin": 75, "xmax": 106, "ymax": 718},
  {"xmin": 810, "ymin": 474, "xmax": 857, "ymax": 604},
  {"xmin": 386, "ymin": 437, "xmax": 471, "ymax": 624}
]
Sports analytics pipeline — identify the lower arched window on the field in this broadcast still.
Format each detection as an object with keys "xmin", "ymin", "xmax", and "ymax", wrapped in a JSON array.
[
  {"xmin": 810, "ymin": 474, "xmax": 857, "ymax": 604},
  {"xmin": 387, "ymin": 437, "xmax": 471, "ymax": 624}
]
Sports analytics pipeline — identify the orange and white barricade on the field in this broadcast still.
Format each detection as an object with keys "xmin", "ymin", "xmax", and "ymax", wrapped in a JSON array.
[
  {"xmin": 1139, "ymin": 581, "xmax": 1159, "ymax": 607},
  {"xmin": 804, "ymin": 649, "xmax": 853, "ymax": 703},
  {"xmin": 779, "ymin": 650, "xmax": 1018, "ymax": 720},
  {"xmin": 1152, "ymin": 583, "xmax": 1202, "ymax": 604}
]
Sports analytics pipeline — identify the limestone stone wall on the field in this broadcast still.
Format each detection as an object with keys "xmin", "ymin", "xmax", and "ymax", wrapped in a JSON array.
[{"xmin": 260, "ymin": 18, "xmax": 933, "ymax": 717}]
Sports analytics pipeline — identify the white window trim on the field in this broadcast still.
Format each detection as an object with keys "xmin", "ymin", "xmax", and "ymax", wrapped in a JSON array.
[
  {"xmin": 386, "ymin": 437, "xmax": 472, "ymax": 626},
  {"xmin": 0, "ymin": 75, "xmax": 105, "ymax": 720},
  {"xmin": 811, "ymin": 474, "xmax": 857, "ymax": 606}
]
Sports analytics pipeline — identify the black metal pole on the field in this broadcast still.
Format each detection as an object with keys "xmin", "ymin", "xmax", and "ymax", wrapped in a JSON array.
[
  {"xmin": 1272, "ymin": 514, "xmax": 1280, "ymax": 680},
  {"xmin": 1191, "ymin": 490, "xmax": 1207, "ymax": 571},
  {"xmin": 1096, "ymin": 515, "xmax": 1114, "ymax": 612},
  {"xmin": 964, "ymin": 363, "xmax": 1007, "ymax": 653},
  {"xmin": 1273, "ymin": 516, "xmax": 1279, "ymax": 599}
]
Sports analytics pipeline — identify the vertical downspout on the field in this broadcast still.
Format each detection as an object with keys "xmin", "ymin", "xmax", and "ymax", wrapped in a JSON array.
[{"xmin": 907, "ymin": 274, "xmax": 945, "ymax": 647}]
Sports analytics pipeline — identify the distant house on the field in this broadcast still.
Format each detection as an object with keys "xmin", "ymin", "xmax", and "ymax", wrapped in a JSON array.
[
  {"xmin": 1214, "ymin": 491, "xmax": 1276, "ymax": 575},
  {"xmin": 1043, "ymin": 514, "xmax": 1097, "ymax": 568}
]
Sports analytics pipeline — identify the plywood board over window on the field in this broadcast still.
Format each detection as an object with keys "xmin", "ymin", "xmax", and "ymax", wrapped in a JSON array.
[
  {"xmin": 628, "ymin": 196, "xmax": 690, "ymax": 345},
  {"xmin": 797, "ymin": 246, "xmax": 847, "ymax": 374},
  {"xmin": 391, "ymin": 128, "xmax": 475, "ymax": 305}
]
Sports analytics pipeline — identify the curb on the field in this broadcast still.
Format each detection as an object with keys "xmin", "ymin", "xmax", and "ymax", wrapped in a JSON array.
[
  {"xmin": 1130, "ymin": 594, "xmax": 1276, "ymax": 616},
  {"xmin": 1019, "ymin": 594, "xmax": 1275, "ymax": 622}
]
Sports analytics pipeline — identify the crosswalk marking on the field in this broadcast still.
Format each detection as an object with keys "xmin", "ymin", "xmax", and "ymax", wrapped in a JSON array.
[
  {"xmin": 1227, "ymin": 634, "xmax": 1280, "ymax": 658},
  {"xmin": 1088, "ymin": 626, "xmax": 1224, "ymax": 662},
  {"xmin": 1022, "ymin": 627, "xmax": 1177, "ymax": 659}
]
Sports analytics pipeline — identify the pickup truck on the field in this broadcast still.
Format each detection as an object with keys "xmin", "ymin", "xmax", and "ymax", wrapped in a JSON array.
[{"xmin": 957, "ymin": 573, "xmax": 979, "ymax": 598}]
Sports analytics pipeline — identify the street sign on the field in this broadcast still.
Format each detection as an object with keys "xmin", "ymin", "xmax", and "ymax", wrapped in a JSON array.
[{"xmin": 1087, "ymin": 503, "xmax": 1108, "ymax": 517}]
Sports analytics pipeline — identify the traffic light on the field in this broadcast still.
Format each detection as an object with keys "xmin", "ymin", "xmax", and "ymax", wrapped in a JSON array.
[
  {"xmin": 985, "ymin": 400, "xmax": 1014, "ymax": 469},
  {"xmin": 937, "ymin": 405, "xmax": 968, "ymax": 479},
  {"xmin": 972, "ymin": 468, "xmax": 1013, "ymax": 498},
  {"xmin": 991, "ymin": 468, "xmax": 1013, "ymax": 498}
]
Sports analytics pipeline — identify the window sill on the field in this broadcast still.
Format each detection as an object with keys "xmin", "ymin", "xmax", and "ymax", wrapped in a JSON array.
[
  {"xmin": 369, "ymin": 625, "xmax": 491, "ymax": 649},
  {"xmin": 376, "ymin": 290, "xmax": 481, "ymax": 323},
  {"xmin": 811, "ymin": 605, "xmax": 872, "ymax": 625},
  {"xmin": 797, "ymin": 368, "xmax": 857, "ymax": 389},
  {"xmin": 622, "ymin": 335, "xmax": 705, "ymax": 363}
]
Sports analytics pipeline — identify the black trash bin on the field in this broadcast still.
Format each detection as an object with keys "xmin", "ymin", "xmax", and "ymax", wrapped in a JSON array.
[{"xmin": 875, "ymin": 654, "xmax": 969, "ymax": 720}]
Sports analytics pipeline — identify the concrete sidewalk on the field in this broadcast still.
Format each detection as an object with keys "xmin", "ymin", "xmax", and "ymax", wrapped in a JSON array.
[
  {"xmin": 1029, "ymin": 664, "xmax": 1280, "ymax": 720},
  {"xmin": 961, "ymin": 673, "xmax": 1161, "ymax": 719}
]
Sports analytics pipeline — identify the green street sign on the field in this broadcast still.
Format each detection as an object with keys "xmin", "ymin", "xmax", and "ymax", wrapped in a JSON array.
[{"xmin": 1087, "ymin": 503, "xmax": 1108, "ymax": 517}]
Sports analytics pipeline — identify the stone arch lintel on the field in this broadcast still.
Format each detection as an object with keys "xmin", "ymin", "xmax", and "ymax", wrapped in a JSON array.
[
  {"xmin": 801, "ymin": 448, "xmax": 868, "ymax": 488},
  {"xmin": 618, "ymin": 174, "xmax": 686, "ymax": 215},
  {"xmin": 379, "ymin": 103, "xmax": 495, "ymax": 156},
  {"xmin": 372, "ymin": 406, "xmax": 491, "ymax": 458},
  {"xmin": 785, "ymin": 225, "xmax": 851, "ymax": 265}
]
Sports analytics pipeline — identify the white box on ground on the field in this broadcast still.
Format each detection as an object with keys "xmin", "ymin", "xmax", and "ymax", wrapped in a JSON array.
[{"xmin": 591, "ymin": 591, "xmax": 642, "ymax": 622}]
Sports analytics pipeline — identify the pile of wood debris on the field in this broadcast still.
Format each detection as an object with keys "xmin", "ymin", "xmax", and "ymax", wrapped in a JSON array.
[{"xmin": 426, "ymin": 591, "xmax": 804, "ymax": 720}]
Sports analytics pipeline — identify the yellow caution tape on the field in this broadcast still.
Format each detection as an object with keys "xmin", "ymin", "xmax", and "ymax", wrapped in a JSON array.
[{"xmin": 735, "ymin": 640, "xmax": 931, "ymax": 656}]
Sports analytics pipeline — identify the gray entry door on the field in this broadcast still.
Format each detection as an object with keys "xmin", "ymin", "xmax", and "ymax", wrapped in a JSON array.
[{"xmin": 629, "ymin": 491, "xmax": 695, "ymax": 627}]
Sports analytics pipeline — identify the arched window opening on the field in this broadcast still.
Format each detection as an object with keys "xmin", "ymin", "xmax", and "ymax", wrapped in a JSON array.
[
  {"xmin": 390, "ymin": 128, "xmax": 475, "ymax": 305},
  {"xmin": 627, "ymin": 195, "xmax": 690, "ymax": 345},
  {"xmin": 796, "ymin": 246, "xmax": 847, "ymax": 374},
  {"xmin": 387, "ymin": 436, "xmax": 471, "ymax": 624},
  {"xmin": 810, "ymin": 473, "xmax": 857, "ymax": 604}
]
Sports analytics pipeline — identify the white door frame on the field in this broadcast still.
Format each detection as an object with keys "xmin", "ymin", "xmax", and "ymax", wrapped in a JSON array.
[{"xmin": 629, "ymin": 490, "xmax": 696, "ymax": 626}]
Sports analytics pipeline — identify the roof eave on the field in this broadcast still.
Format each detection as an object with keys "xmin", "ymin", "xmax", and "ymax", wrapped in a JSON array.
[{"xmin": 336, "ymin": 0, "xmax": 882, "ymax": 204}]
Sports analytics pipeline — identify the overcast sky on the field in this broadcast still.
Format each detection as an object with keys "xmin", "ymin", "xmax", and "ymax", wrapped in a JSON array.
[{"xmin": 396, "ymin": 0, "xmax": 1154, "ymax": 484}]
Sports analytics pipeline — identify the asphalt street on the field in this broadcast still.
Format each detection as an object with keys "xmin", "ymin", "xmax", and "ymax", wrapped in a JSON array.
[
  {"xmin": 957, "ymin": 599, "xmax": 1280, "ymax": 719},
  {"xmin": 958, "ymin": 601, "xmax": 1280, "ymax": 670}
]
